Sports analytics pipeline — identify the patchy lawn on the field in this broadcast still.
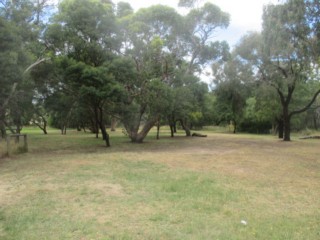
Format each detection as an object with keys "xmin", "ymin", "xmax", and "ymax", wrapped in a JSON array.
[{"xmin": 0, "ymin": 128, "xmax": 319, "ymax": 239}]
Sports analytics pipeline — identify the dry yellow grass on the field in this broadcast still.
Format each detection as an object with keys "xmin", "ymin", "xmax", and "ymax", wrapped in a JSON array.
[{"xmin": 0, "ymin": 128, "xmax": 319, "ymax": 239}]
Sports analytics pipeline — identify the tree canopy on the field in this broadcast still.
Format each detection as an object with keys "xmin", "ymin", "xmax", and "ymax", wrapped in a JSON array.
[{"xmin": 1, "ymin": 0, "xmax": 319, "ymax": 144}]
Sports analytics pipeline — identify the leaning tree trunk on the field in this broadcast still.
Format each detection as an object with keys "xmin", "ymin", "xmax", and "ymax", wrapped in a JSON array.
[
  {"xmin": 167, "ymin": 116, "xmax": 175, "ymax": 138},
  {"xmin": 128, "ymin": 117, "xmax": 159, "ymax": 143},
  {"xmin": 98, "ymin": 107, "xmax": 110, "ymax": 147},
  {"xmin": 179, "ymin": 119, "xmax": 191, "ymax": 137},
  {"xmin": 99, "ymin": 122, "xmax": 110, "ymax": 147}
]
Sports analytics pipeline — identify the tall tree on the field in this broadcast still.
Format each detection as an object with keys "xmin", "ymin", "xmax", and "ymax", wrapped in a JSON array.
[
  {"xmin": 43, "ymin": 0, "xmax": 119, "ymax": 146},
  {"xmin": 212, "ymin": 56, "xmax": 252, "ymax": 133},
  {"xmin": 236, "ymin": 1, "xmax": 320, "ymax": 141},
  {"xmin": 0, "ymin": 0, "xmax": 43, "ymax": 137}
]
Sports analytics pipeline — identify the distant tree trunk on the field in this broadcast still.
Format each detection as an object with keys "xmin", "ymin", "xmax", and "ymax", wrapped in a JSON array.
[
  {"xmin": 279, "ymin": 98, "xmax": 291, "ymax": 141},
  {"xmin": 233, "ymin": 119, "xmax": 237, "ymax": 134},
  {"xmin": 110, "ymin": 118, "xmax": 117, "ymax": 132},
  {"xmin": 156, "ymin": 120, "xmax": 160, "ymax": 140},
  {"xmin": 99, "ymin": 122, "xmax": 110, "ymax": 147},
  {"xmin": 16, "ymin": 124, "xmax": 21, "ymax": 134},
  {"xmin": 168, "ymin": 115, "xmax": 175, "ymax": 137},
  {"xmin": 169, "ymin": 124, "xmax": 174, "ymax": 137},
  {"xmin": 277, "ymin": 118, "xmax": 284, "ymax": 139},
  {"xmin": 32, "ymin": 115, "xmax": 48, "ymax": 134},
  {"xmin": 277, "ymin": 82, "xmax": 320, "ymax": 141},
  {"xmin": 4, "ymin": 120, "xmax": 16, "ymax": 134},
  {"xmin": 179, "ymin": 119, "xmax": 191, "ymax": 137},
  {"xmin": 98, "ymin": 107, "xmax": 110, "ymax": 147},
  {"xmin": 61, "ymin": 125, "xmax": 67, "ymax": 135},
  {"xmin": 0, "ymin": 118, "xmax": 6, "ymax": 138},
  {"xmin": 277, "ymin": 86, "xmax": 293, "ymax": 141},
  {"xmin": 173, "ymin": 121, "xmax": 177, "ymax": 133},
  {"xmin": 283, "ymin": 115, "xmax": 291, "ymax": 141}
]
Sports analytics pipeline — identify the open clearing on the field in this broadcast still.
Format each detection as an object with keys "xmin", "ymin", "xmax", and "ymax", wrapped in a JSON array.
[{"xmin": 0, "ymin": 128, "xmax": 319, "ymax": 239}]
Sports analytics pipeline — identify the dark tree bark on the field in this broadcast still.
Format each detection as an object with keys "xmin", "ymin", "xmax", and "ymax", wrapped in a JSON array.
[
  {"xmin": 98, "ymin": 107, "xmax": 110, "ymax": 147},
  {"xmin": 0, "ymin": 119, "xmax": 6, "ymax": 138},
  {"xmin": 167, "ymin": 115, "xmax": 175, "ymax": 137},
  {"xmin": 276, "ymin": 84, "xmax": 294, "ymax": 141},
  {"xmin": 169, "ymin": 124, "xmax": 174, "ymax": 138},
  {"xmin": 276, "ymin": 117, "xmax": 284, "ymax": 139},
  {"xmin": 156, "ymin": 119, "xmax": 160, "ymax": 140},
  {"xmin": 233, "ymin": 119, "xmax": 237, "ymax": 134}
]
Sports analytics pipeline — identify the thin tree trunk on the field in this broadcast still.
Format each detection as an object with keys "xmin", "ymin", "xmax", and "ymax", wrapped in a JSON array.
[
  {"xmin": 170, "ymin": 124, "xmax": 174, "ymax": 138},
  {"xmin": 156, "ymin": 120, "xmax": 160, "ymax": 140},
  {"xmin": 98, "ymin": 107, "xmax": 110, "ymax": 147},
  {"xmin": 167, "ymin": 115, "xmax": 175, "ymax": 137}
]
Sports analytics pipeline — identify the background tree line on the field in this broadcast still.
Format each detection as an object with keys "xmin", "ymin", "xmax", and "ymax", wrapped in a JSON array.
[{"xmin": 0, "ymin": 0, "xmax": 319, "ymax": 145}]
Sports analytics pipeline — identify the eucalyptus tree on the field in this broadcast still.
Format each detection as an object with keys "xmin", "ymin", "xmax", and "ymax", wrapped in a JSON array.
[
  {"xmin": 43, "ymin": 0, "xmax": 119, "ymax": 146},
  {"xmin": 178, "ymin": 1, "xmax": 230, "ymax": 74},
  {"xmin": 235, "ymin": 0, "xmax": 320, "ymax": 141},
  {"xmin": 212, "ymin": 55, "xmax": 253, "ymax": 133},
  {"xmin": 115, "ymin": 3, "xmax": 229, "ymax": 142},
  {"xmin": 169, "ymin": 1, "xmax": 230, "ymax": 135},
  {"xmin": 114, "ymin": 4, "xmax": 180, "ymax": 142},
  {"xmin": 261, "ymin": 0, "xmax": 320, "ymax": 141},
  {"xmin": 0, "ymin": 0, "xmax": 46, "ymax": 137}
]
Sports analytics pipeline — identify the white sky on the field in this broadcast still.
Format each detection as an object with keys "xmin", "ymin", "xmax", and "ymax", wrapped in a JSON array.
[{"xmin": 114, "ymin": 0, "xmax": 279, "ymax": 48}]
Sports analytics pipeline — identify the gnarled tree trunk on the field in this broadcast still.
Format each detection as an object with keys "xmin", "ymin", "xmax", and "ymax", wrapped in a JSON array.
[
  {"xmin": 179, "ymin": 119, "xmax": 191, "ymax": 137},
  {"xmin": 126, "ymin": 117, "xmax": 159, "ymax": 143}
]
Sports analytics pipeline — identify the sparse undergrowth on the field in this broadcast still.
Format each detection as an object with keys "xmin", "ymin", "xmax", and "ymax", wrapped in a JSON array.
[{"xmin": 0, "ymin": 127, "xmax": 319, "ymax": 239}]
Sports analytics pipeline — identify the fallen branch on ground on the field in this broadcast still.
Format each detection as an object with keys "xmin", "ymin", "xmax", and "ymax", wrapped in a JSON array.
[
  {"xmin": 299, "ymin": 135, "xmax": 320, "ymax": 139},
  {"xmin": 192, "ymin": 133, "xmax": 207, "ymax": 137}
]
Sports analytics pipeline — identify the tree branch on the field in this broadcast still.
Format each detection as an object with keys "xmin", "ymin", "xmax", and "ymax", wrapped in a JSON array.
[
  {"xmin": 290, "ymin": 89, "xmax": 320, "ymax": 117},
  {"xmin": 24, "ymin": 57, "xmax": 50, "ymax": 73}
]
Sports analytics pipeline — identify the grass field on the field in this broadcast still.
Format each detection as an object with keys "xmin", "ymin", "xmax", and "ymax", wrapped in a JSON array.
[{"xmin": 0, "ymin": 127, "xmax": 319, "ymax": 239}]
